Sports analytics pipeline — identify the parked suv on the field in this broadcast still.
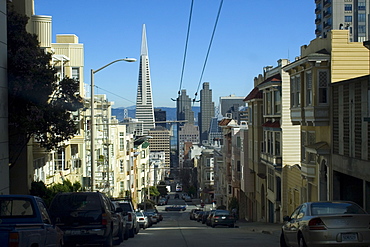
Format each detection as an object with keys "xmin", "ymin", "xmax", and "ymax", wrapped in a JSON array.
[
  {"xmin": 49, "ymin": 192, "xmax": 124, "ymax": 246},
  {"xmin": 112, "ymin": 198, "xmax": 140, "ymax": 238}
]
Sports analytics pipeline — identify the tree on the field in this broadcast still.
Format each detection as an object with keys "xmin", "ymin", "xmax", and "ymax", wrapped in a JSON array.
[{"xmin": 7, "ymin": 2, "xmax": 83, "ymax": 166}]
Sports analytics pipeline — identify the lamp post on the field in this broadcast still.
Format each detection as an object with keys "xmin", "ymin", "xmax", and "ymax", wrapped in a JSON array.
[{"xmin": 90, "ymin": 58, "xmax": 136, "ymax": 191}]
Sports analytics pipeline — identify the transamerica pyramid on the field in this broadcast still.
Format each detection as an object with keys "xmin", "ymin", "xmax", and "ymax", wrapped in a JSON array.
[{"xmin": 135, "ymin": 24, "xmax": 155, "ymax": 134}]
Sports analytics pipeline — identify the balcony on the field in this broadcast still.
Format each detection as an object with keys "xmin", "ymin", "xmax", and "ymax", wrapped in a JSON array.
[
  {"xmin": 300, "ymin": 161, "xmax": 316, "ymax": 179},
  {"xmin": 315, "ymin": 0, "xmax": 321, "ymax": 3},
  {"xmin": 315, "ymin": 18, "xmax": 321, "ymax": 24},
  {"xmin": 323, "ymin": 10, "xmax": 331, "ymax": 18},
  {"xmin": 304, "ymin": 105, "xmax": 330, "ymax": 126},
  {"xmin": 315, "ymin": 7, "xmax": 321, "ymax": 14},
  {"xmin": 290, "ymin": 106, "xmax": 303, "ymax": 125},
  {"xmin": 323, "ymin": 0, "xmax": 331, "ymax": 7},
  {"xmin": 261, "ymin": 153, "xmax": 282, "ymax": 170},
  {"xmin": 315, "ymin": 28, "xmax": 322, "ymax": 35},
  {"xmin": 323, "ymin": 21, "xmax": 332, "ymax": 29}
]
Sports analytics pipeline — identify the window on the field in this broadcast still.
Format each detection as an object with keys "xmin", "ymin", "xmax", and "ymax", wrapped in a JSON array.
[
  {"xmin": 345, "ymin": 4, "xmax": 352, "ymax": 11},
  {"xmin": 275, "ymin": 132, "xmax": 281, "ymax": 156},
  {"xmin": 295, "ymin": 75, "xmax": 301, "ymax": 106},
  {"xmin": 359, "ymin": 25, "xmax": 366, "ymax": 34},
  {"xmin": 120, "ymin": 160, "xmax": 124, "ymax": 173},
  {"xmin": 274, "ymin": 90, "xmax": 281, "ymax": 114},
  {"xmin": 345, "ymin": 15, "xmax": 352, "ymax": 22},
  {"xmin": 72, "ymin": 67, "xmax": 80, "ymax": 81},
  {"xmin": 359, "ymin": 1, "xmax": 366, "ymax": 10},
  {"xmin": 358, "ymin": 13, "xmax": 366, "ymax": 22},
  {"xmin": 268, "ymin": 168, "xmax": 274, "ymax": 192},
  {"xmin": 318, "ymin": 70, "xmax": 328, "ymax": 104},
  {"xmin": 306, "ymin": 72, "xmax": 312, "ymax": 106}
]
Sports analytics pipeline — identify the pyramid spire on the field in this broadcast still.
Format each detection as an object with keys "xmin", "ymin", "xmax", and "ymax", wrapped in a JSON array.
[{"xmin": 135, "ymin": 24, "xmax": 155, "ymax": 134}]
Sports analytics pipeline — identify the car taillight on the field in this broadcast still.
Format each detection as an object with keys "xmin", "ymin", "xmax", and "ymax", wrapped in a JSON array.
[
  {"xmin": 102, "ymin": 213, "xmax": 108, "ymax": 225},
  {"xmin": 309, "ymin": 218, "xmax": 327, "ymax": 230},
  {"xmin": 214, "ymin": 216, "xmax": 220, "ymax": 219},
  {"xmin": 229, "ymin": 216, "xmax": 235, "ymax": 219},
  {"xmin": 9, "ymin": 232, "xmax": 19, "ymax": 247}
]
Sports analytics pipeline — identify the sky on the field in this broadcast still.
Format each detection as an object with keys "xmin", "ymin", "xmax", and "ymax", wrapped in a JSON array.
[{"xmin": 34, "ymin": 0, "xmax": 316, "ymax": 108}]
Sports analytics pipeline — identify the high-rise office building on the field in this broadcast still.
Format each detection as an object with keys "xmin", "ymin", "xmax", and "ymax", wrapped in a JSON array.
[
  {"xmin": 154, "ymin": 109, "xmax": 167, "ymax": 129},
  {"xmin": 135, "ymin": 24, "xmax": 155, "ymax": 134},
  {"xmin": 198, "ymin": 82, "xmax": 214, "ymax": 144},
  {"xmin": 315, "ymin": 0, "xmax": 370, "ymax": 42},
  {"xmin": 219, "ymin": 95, "xmax": 245, "ymax": 119},
  {"xmin": 176, "ymin": 89, "xmax": 194, "ymax": 125}
]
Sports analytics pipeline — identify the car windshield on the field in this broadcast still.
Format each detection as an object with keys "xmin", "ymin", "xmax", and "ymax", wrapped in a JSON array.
[
  {"xmin": 117, "ymin": 202, "xmax": 133, "ymax": 212},
  {"xmin": 310, "ymin": 202, "xmax": 366, "ymax": 215},
  {"xmin": 50, "ymin": 193, "xmax": 101, "ymax": 211}
]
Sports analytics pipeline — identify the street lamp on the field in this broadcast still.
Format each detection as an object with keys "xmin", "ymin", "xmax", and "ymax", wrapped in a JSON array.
[{"xmin": 90, "ymin": 58, "xmax": 136, "ymax": 191}]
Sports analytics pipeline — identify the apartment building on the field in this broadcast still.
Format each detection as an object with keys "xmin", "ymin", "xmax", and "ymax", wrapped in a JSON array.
[
  {"xmin": 331, "ymin": 74, "xmax": 370, "ymax": 212},
  {"xmin": 315, "ymin": 0, "xmax": 370, "ymax": 42},
  {"xmin": 283, "ymin": 29, "xmax": 369, "ymax": 210}
]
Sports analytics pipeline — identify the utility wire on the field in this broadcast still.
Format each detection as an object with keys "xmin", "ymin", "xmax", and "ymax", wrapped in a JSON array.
[
  {"xmin": 193, "ymin": 0, "xmax": 224, "ymax": 103},
  {"xmin": 178, "ymin": 0, "xmax": 194, "ymax": 96},
  {"xmin": 94, "ymin": 85, "xmax": 136, "ymax": 105}
]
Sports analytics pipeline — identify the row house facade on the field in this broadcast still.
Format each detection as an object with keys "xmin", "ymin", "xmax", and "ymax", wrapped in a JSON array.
[
  {"xmin": 283, "ymin": 29, "xmax": 370, "ymax": 213},
  {"xmin": 10, "ymin": 1, "xmax": 158, "ymax": 209},
  {"xmin": 235, "ymin": 29, "xmax": 370, "ymax": 223}
]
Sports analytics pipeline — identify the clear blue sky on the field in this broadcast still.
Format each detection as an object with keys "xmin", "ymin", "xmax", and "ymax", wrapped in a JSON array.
[{"xmin": 34, "ymin": 0, "xmax": 316, "ymax": 108}]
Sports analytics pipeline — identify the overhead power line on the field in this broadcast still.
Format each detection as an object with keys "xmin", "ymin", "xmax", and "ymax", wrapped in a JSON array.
[
  {"xmin": 193, "ymin": 0, "xmax": 224, "ymax": 103},
  {"xmin": 178, "ymin": 0, "xmax": 194, "ymax": 96},
  {"xmin": 94, "ymin": 85, "xmax": 136, "ymax": 105}
]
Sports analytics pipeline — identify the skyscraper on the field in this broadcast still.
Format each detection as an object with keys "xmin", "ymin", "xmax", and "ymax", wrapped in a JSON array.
[
  {"xmin": 315, "ymin": 0, "xmax": 370, "ymax": 42},
  {"xmin": 176, "ymin": 89, "xmax": 194, "ymax": 125},
  {"xmin": 135, "ymin": 24, "xmax": 155, "ymax": 134},
  {"xmin": 198, "ymin": 82, "xmax": 214, "ymax": 144}
]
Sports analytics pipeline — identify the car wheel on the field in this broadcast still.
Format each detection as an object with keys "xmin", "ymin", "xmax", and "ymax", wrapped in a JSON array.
[
  {"xmin": 103, "ymin": 231, "xmax": 113, "ymax": 247},
  {"xmin": 64, "ymin": 242, "xmax": 76, "ymax": 247},
  {"xmin": 124, "ymin": 228, "xmax": 129, "ymax": 240},
  {"xmin": 229, "ymin": 224, "xmax": 234, "ymax": 228},
  {"xmin": 114, "ymin": 225, "xmax": 124, "ymax": 244},
  {"xmin": 280, "ymin": 232, "xmax": 288, "ymax": 247},
  {"xmin": 129, "ymin": 227, "xmax": 135, "ymax": 238},
  {"xmin": 211, "ymin": 223, "xmax": 215, "ymax": 228},
  {"xmin": 298, "ymin": 233, "xmax": 307, "ymax": 247}
]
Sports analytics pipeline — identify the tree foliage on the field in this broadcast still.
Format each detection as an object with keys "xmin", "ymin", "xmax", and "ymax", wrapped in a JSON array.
[
  {"xmin": 30, "ymin": 180, "xmax": 82, "ymax": 206},
  {"xmin": 7, "ymin": 2, "xmax": 83, "ymax": 160}
]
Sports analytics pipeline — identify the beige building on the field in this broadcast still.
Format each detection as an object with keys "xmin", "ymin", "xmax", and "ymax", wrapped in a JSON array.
[
  {"xmin": 331, "ymin": 74, "xmax": 370, "ymax": 212},
  {"xmin": 283, "ymin": 29, "xmax": 370, "ymax": 212}
]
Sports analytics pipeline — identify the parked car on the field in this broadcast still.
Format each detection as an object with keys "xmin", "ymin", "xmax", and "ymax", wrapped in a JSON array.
[
  {"xmin": 158, "ymin": 198, "xmax": 167, "ymax": 206},
  {"xmin": 280, "ymin": 201, "xmax": 370, "ymax": 247},
  {"xmin": 165, "ymin": 205, "xmax": 186, "ymax": 211},
  {"xmin": 111, "ymin": 198, "xmax": 140, "ymax": 238},
  {"xmin": 190, "ymin": 208, "xmax": 203, "ymax": 220},
  {"xmin": 201, "ymin": 211, "xmax": 211, "ymax": 224},
  {"xmin": 135, "ymin": 211, "xmax": 149, "ymax": 229},
  {"xmin": 0, "ymin": 195, "xmax": 64, "ymax": 247},
  {"xmin": 143, "ymin": 211, "xmax": 154, "ymax": 227},
  {"xmin": 210, "ymin": 210, "xmax": 235, "ymax": 228},
  {"xmin": 145, "ymin": 209, "xmax": 159, "ymax": 224},
  {"xmin": 49, "ymin": 192, "xmax": 124, "ymax": 246},
  {"xmin": 206, "ymin": 210, "xmax": 216, "ymax": 226},
  {"xmin": 196, "ymin": 211, "xmax": 205, "ymax": 222}
]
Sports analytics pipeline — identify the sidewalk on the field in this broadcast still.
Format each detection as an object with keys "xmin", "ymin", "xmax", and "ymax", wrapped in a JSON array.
[{"xmin": 235, "ymin": 219, "xmax": 282, "ymax": 237}]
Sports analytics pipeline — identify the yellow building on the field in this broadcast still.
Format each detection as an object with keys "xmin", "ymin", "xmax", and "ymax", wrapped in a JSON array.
[{"xmin": 283, "ymin": 29, "xmax": 370, "ymax": 211}]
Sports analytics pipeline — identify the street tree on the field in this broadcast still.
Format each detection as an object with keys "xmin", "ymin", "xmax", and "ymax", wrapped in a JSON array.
[{"xmin": 7, "ymin": 2, "xmax": 83, "ymax": 167}]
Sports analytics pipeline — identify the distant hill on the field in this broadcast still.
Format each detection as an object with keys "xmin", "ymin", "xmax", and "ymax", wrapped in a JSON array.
[{"xmin": 112, "ymin": 106, "xmax": 200, "ymax": 122}]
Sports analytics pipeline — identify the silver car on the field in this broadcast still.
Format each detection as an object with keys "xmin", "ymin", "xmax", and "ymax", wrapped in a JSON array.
[{"xmin": 280, "ymin": 201, "xmax": 370, "ymax": 247}]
